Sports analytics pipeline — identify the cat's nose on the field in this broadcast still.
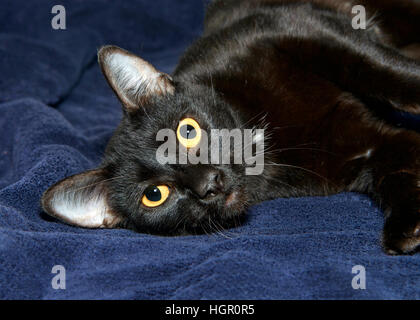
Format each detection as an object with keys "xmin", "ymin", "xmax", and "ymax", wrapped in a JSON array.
[
  {"xmin": 196, "ymin": 169, "xmax": 224, "ymax": 199},
  {"xmin": 182, "ymin": 167, "xmax": 224, "ymax": 200}
]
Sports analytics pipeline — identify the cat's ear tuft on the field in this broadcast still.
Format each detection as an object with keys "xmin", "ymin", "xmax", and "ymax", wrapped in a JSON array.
[
  {"xmin": 41, "ymin": 169, "xmax": 124, "ymax": 229},
  {"xmin": 98, "ymin": 45, "xmax": 175, "ymax": 111}
]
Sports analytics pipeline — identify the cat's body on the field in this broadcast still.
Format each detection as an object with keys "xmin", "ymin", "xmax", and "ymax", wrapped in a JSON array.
[{"xmin": 42, "ymin": 0, "xmax": 420, "ymax": 255}]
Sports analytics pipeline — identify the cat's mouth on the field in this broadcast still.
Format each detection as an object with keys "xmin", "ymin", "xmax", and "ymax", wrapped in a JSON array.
[
  {"xmin": 225, "ymin": 190, "xmax": 239, "ymax": 207},
  {"xmin": 222, "ymin": 188, "xmax": 247, "ymax": 215}
]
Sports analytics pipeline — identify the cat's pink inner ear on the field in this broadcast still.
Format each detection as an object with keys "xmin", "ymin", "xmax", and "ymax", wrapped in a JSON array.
[
  {"xmin": 98, "ymin": 45, "xmax": 175, "ymax": 110},
  {"xmin": 41, "ymin": 169, "xmax": 123, "ymax": 229}
]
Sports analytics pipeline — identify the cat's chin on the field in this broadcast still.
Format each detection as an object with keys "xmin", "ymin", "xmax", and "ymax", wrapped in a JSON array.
[
  {"xmin": 225, "ymin": 190, "xmax": 239, "ymax": 207},
  {"xmin": 223, "ymin": 189, "xmax": 247, "ymax": 216},
  {"xmin": 171, "ymin": 190, "xmax": 248, "ymax": 236}
]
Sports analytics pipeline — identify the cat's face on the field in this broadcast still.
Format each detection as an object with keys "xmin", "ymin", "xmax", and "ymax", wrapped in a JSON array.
[
  {"xmin": 102, "ymin": 87, "xmax": 253, "ymax": 235},
  {"xmin": 41, "ymin": 46, "xmax": 267, "ymax": 234}
]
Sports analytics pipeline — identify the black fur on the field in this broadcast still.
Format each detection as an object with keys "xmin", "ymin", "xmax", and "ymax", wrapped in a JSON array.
[{"xmin": 42, "ymin": 0, "xmax": 420, "ymax": 255}]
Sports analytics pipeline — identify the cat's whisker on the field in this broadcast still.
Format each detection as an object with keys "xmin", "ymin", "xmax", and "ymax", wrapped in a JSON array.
[
  {"xmin": 275, "ymin": 147, "xmax": 338, "ymax": 156},
  {"xmin": 264, "ymin": 162, "xmax": 334, "ymax": 185},
  {"xmin": 208, "ymin": 216, "xmax": 223, "ymax": 238},
  {"xmin": 211, "ymin": 218, "xmax": 233, "ymax": 239},
  {"xmin": 271, "ymin": 179, "xmax": 301, "ymax": 193},
  {"xmin": 272, "ymin": 125, "xmax": 300, "ymax": 131},
  {"xmin": 172, "ymin": 214, "xmax": 188, "ymax": 233},
  {"xmin": 201, "ymin": 221, "xmax": 212, "ymax": 237},
  {"xmin": 141, "ymin": 105, "xmax": 153, "ymax": 122},
  {"xmin": 245, "ymin": 147, "xmax": 335, "ymax": 160},
  {"xmin": 217, "ymin": 220, "xmax": 238, "ymax": 238},
  {"xmin": 213, "ymin": 221, "xmax": 232, "ymax": 239},
  {"xmin": 240, "ymin": 111, "xmax": 267, "ymax": 129},
  {"xmin": 243, "ymin": 142, "xmax": 338, "ymax": 161},
  {"xmin": 209, "ymin": 73, "xmax": 217, "ymax": 109}
]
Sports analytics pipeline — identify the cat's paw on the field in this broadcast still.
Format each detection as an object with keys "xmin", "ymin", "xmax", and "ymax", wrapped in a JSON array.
[
  {"xmin": 382, "ymin": 215, "xmax": 420, "ymax": 255},
  {"xmin": 379, "ymin": 171, "xmax": 420, "ymax": 255}
]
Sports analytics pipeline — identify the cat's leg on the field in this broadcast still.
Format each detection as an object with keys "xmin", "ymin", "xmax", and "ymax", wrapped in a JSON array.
[
  {"xmin": 286, "ymin": 37, "xmax": 420, "ymax": 115},
  {"xmin": 353, "ymin": 0, "xmax": 420, "ymax": 60},
  {"xmin": 274, "ymin": 5, "xmax": 420, "ymax": 115},
  {"xmin": 343, "ymin": 124, "xmax": 420, "ymax": 254},
  {"xmin": 369, "ymin": 131, "xmax": 420, "ymax": 254},
  {"xmin": 317, "ymin": 95, "xmax": 420, "ymax": 254},
  {"xmin": 356, "ymin": 0, "xmax": 420, "ymax": 48},
  {"xmin": 300, "ymin": 0, "xmax": 420, "ymax": 47},
  {"xmin": 400, "ymin": 44, "xmax": 420, "ymax": 61}
]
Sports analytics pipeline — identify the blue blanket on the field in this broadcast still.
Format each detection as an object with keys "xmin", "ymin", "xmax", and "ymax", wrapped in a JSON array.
[{"xmin": 1, "ymin": 0, "xmax": 419, "ymax": 300}]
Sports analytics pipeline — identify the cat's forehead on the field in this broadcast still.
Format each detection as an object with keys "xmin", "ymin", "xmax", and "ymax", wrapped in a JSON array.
[
  {"xmin": 129, "ymin": 92, "xmax": 226, "ymax": 131},
  {"xmin": 109, "ymin": 89, "xmax": 242, "ymax": 173}
]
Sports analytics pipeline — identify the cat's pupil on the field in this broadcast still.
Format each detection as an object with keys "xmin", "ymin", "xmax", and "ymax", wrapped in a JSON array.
[
  {"xmin": 180, "ymin": 124, "xmax": 196, "ymax": 139},
  {"xmin": 144, "ymin": 186, "xmax": 161, "ymax": 202}
]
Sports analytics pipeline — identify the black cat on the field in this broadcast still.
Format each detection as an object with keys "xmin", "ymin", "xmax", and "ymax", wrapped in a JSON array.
[{"xmin": 42, "ymin": 0, "xmax": 420, "ymax": 255}]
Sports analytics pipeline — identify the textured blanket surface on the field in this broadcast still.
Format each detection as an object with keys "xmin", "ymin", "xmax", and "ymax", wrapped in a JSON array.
[{"xmin": 0, "ymin": 0, "xmax": 419, "ymax": 300}]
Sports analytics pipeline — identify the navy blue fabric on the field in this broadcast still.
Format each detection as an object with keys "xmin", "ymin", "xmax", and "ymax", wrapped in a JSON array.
[{"xmin": 0, "ymin": 0, "xmax": 419, "ymax": 300}]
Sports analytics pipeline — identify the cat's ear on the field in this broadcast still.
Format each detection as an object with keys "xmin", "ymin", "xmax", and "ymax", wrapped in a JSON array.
[
  {"xmin": 41, "ymin": 169, "xmax": 124, "ymax": 229},
  {"xmin": 97, "ymin": 45, "xmax": 175, "ymax": 111}
]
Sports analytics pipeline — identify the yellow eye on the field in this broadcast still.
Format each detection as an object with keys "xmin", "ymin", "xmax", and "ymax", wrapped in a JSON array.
[
  {"xmin": 141, "ymin": 185, "xmax": 170, "ymax": 208},
  {"xmin": 177, "ymin": 118, "xmax": 201, "ymax": 149}
]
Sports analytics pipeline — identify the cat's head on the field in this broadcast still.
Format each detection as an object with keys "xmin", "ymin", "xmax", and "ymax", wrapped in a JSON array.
[{"xmin": 41, "ymin": 45, "xmax": 268, "ymax": 235}]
